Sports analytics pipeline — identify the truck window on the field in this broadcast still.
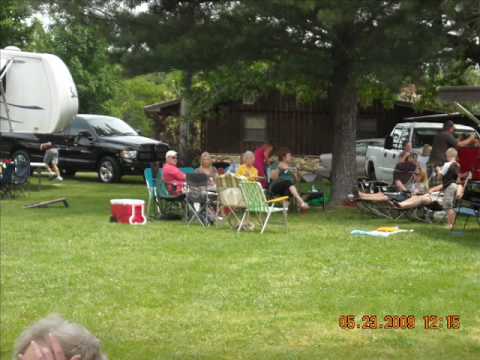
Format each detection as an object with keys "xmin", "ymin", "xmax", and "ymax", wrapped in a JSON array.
[
  {"xmin": 66, "ymin": 118, "xmax": 89, "ymax": 136},
  {"xmin": 412, "ymin": 128, "xmax": 475, "ymax": 148},
  {"xmin": 412, "ymin": 129, "xmax": 439, "ymax": 148},
  {"xmin": 391, "ymin": 127, "xmax": 410, "ymax": 150}
]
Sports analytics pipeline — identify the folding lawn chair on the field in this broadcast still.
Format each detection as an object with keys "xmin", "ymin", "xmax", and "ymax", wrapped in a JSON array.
[
  {"xmin": 155, "ymin": 170, "xmax": 186, "ymax": 220},
  {"xmin": 239, "ymin": 181, "xmax": 289, "ymax": 234},
  {"xmin": 144, "ymin": 167, "xmax": 160, "ymax": 218},
  {"xmin": 185, "ymin": 173, "xmax": 212, "ymax": 226},
  {"xmin": 0, "ymin": 162, "xmax": 15, "ymax": 199},
  {"xmin": 453, "ymin": 177, "xmax": 480, "ymax": 230},
  {"xmin": 12, "ymin": 156, "xmax": 30, "ymax": 197},
  {"xmin": 215, "ymin": 173, "xmax": 246, "ymax": 229}
]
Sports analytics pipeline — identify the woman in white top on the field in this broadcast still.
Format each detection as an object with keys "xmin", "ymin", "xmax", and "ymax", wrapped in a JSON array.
[{"xmin": 417, "ymin": 144, "xmax": 432, "ymax": 171}]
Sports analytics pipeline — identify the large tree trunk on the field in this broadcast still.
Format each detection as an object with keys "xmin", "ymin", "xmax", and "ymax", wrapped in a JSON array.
[
  {"xmin": 179, "ymin": 71, "xmax": 194, "ymax": 165},
  {"xmin": 329, "ymin": 63, "xmax": 358, "ymax": 205}
]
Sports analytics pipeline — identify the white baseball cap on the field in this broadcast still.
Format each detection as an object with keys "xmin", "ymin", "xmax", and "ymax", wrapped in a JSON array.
[{"xmin": 165, "ymin": 150, "xmax": 177, "ymax": 159}]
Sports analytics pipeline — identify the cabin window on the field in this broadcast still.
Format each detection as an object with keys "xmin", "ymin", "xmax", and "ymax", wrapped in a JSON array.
[{"xmin": 244, "ymin": 115, "xmax": 266, "ymax": 142}]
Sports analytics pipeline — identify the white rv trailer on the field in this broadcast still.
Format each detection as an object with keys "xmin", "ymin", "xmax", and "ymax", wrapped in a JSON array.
[{"xmin": 0, "ymin": 46, "xmax": 78, "ymax": 134}]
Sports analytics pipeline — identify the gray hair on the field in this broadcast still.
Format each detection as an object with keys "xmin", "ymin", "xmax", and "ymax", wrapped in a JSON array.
[
  {"xmin": 243, "ymin": 150, "xmax": 254, "ymax": 161},
  {"xmin": 13, "ymin": 314, "xmax": 107, "ymax": 360}
]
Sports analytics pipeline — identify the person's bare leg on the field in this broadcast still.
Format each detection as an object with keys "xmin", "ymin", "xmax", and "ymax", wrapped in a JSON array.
[
  {"xmin": 52, "ymin": 164, "xmax": 61, "ymax": 177},
  {"xmin": 288, "ymin": 185, "xmax": 309, "ymax": 208},
  {"xmin": 47, "ymin": 164, "xmax": 56, "ymax": 177},
  {"xmin": 358, "ymin": 192, "xmax": 389, "ymax": 202},
  {"xmin": 456, "ymin": 185, "xmax": 464, "ymax": 199},
  {"xmin": 398, "ymin": 194, "xmax": 431, "ymax": 209},
  {"xmin": 447, "ymin": 209, "xmax": 456, "ymax": 230}
]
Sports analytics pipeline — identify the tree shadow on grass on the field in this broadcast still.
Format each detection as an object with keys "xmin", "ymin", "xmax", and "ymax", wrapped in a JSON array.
[{"xmin": 72, "ymin": 172, "xmax": 144, "ymax": 185}]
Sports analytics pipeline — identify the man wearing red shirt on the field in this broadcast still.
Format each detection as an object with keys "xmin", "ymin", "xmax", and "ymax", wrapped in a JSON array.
[{"xmin": 162, "ymin": 150, "xmax": 186, "ymax": 195}]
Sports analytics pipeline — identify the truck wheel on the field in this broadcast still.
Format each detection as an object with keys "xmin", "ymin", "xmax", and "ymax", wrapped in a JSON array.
[
  {"xmin": 367, "ymin": 162, "xmax": 376, "ymax": 180},
  {"xmin": 12, "ymin": 150, "xmax": 30, "ymax": 165},
  {"xmin": 98, "ymin": 156, "xmax": 121, "ymax": 183}
]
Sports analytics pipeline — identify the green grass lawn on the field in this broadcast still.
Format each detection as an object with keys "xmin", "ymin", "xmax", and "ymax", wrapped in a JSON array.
[{"xmin": 1, "ymin": 174, "xmax": 479, "ymax": 359}]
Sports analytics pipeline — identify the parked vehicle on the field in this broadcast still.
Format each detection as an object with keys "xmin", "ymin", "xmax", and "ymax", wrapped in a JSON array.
[
  {"xmin": 318, "ymin": 138, "xmax": 384, "ymax": 179},
  {"xmin": 0, "ymin": 47, "xmax": 169, "ymax": 182},
  {"xmin": 365, "ymin": 119, "xmax": 479, "ymax": 183},
  {"xmin": 0, "ymin": 114, "xmax": 169, "ymax": 183}
]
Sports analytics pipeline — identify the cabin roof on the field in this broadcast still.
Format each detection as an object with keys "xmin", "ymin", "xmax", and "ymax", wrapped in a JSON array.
[{"xmin": 438, "ymin": 86, "xmax": 480, "ymax": 102}]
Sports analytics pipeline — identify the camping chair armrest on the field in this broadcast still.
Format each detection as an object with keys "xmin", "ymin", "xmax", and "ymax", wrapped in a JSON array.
[{"xmin": 266, "ymin": 196, "xmax": 289, "ymax": 204}]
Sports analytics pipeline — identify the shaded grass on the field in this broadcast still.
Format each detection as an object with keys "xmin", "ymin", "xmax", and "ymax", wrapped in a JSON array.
[{"xmin": 1, "ymin": 174, "xmax": 479, "ymax": 359}]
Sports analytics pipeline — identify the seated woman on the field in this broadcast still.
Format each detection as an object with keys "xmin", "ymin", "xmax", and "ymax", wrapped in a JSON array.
[
  {"xmin": 269, "ymin": 148, "xmax": 309, "ymax": 210},
  {"xmin": 236, "ymin": 151, "xmax": 260, "ymax": 181},
  {"xmin": 196, "ymin": 151, "xmax": 218, "ymax": 190},
  {"xmin": 162, "ymin": 150, "xmax": 186, "ymax": 195}
]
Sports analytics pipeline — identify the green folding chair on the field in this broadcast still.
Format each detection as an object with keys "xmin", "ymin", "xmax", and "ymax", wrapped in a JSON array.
[
  {"xmin": 155, "ymin": 170, "xmax": 186, "ymax": 220},
  {"xmin": 239, "ymin": 181, "xmax": 289, "ymax": 234}
]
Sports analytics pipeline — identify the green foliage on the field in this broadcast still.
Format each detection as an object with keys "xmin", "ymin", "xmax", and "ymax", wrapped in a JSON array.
[
  {"xmin": 27, "ymin": 17, "xmax": 121, "ymax": 114},
  {"xmin": 103, "ymin": 72, "xmax": 181, "ymax": 136},
  {"xmin": 0, "ymin": 0, "xmax": 31, "ymax": 48},
  {"xmin": 416, "ymin": 63, "xmax": 480, "ymax": 113}
]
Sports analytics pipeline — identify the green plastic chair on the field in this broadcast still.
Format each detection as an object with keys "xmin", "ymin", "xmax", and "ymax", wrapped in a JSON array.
[{"xmin": 239, "ymin": 181, "xmax": 288, "ymax": 234}]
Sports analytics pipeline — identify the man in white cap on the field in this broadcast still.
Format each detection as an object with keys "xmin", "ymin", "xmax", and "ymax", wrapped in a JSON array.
[{"xmin": 162, "ymin": 150, "xmax": 186, "ymax": 195}]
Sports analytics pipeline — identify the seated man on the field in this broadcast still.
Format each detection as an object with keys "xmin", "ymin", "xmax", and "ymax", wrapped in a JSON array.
[
  {"xmin": 393, "ymin": 153, "xmax": 418, "ymax": 193},
  {"xmin": 162, "ymin": 150, "xmax": 186, "ymax": 195},
  {"xmin": 356, "ymin": 154, "xmax": 421, "ymax": 203}
]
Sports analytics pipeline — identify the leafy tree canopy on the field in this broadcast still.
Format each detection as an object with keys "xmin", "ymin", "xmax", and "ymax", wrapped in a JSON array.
[
  {"xmin": 27, "ymin": 16, "xmax": 121, "ymax": 114},
  {"xmin": 0, "ymin": 0, "xmax": 32, "ymax": 49}
]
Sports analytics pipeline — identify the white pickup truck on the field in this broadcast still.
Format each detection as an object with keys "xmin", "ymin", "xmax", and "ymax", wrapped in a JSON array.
[{"xmin": 365, "ymin": 120, "xmax": 479, "ymax": 184}]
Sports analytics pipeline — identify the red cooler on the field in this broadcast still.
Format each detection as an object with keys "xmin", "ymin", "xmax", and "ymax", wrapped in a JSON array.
[{"xmin": 110, "ymin": 199, "xmax": 147, "ymax": 225}]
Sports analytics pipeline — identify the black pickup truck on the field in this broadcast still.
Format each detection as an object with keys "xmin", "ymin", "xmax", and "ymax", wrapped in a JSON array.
[{"xmin": 0, "ymin": 114, "xmax": 169, "ymax": 183}]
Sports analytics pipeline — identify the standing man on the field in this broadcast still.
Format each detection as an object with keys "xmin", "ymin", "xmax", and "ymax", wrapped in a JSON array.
[{"xmin": 427, "ymin": 120, "xmax": 475, "ymax": 183}]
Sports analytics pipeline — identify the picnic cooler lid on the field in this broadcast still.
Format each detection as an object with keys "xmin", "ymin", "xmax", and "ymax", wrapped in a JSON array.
[{"xmin": 110, "ymin": 199, "xmax": 145, "ymax": 205}]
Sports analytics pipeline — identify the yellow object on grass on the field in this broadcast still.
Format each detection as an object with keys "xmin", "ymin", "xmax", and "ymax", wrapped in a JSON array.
[{"xmin": 375, "ymin": 226, "xmax": 400, "ymax": 233}]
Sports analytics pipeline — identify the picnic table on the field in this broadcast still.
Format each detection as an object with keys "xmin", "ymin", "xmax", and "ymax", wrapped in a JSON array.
[{"xmin": 30, "ymin": 162, "xmax": 50, "ymax": 188}]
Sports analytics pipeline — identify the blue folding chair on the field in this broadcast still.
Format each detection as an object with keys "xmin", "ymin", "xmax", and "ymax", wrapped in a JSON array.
[
  {"xmin": 0, "ymin": 163, "xmax": 15, "ymax": 199},
  {"xmin": 454, "ymin": 203, "xmax": 480, "ymax": 230},
  {"xmin": 180, "ymin": 167, "xmax": 195, "ymax": 175},
  {"xmin": 144, "ymin": 167, "xmax": 160, "ymax": 218}
]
